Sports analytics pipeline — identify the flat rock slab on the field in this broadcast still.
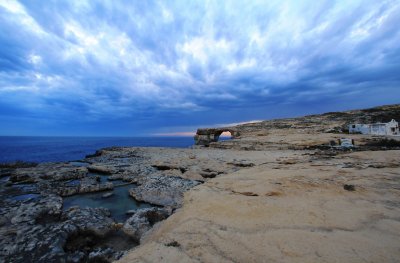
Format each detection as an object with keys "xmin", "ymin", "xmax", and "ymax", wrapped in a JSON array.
[
  {"xmin": 129, "ymin": 176, "xmax": 200, "ymax": 208},
  {"xmin": 87, "ymin": 165, "xmax": 114, "ymax": 175},
  {"xmin": 117, "ymin": 150, "xmax": 400, "ymax": 263}
]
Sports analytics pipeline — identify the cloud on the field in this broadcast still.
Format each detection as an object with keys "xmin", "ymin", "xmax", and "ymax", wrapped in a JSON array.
[{"xmin": 0, "ymin": 0, "xmax": 399, "ymax": 135}]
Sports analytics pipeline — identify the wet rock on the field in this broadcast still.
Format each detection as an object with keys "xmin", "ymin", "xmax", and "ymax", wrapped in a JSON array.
[
  {"xmin": 122, "ymin": 207, "xmax": 171, "ymax": 242},
  {"xmin": 129, "ymin": 175, "xmax": 200, "ymax": 207},
  {"xmin": 87, "ymin": 165, "xmax": 114, "ymax": 175}
]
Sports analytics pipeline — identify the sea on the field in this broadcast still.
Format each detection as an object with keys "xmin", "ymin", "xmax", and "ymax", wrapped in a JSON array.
[{"xmin": 0, "ymin": 136, "xmax": 195, "ymax": 163}]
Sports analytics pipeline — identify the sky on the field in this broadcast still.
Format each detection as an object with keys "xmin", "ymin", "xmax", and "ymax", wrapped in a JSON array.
[{"xmin": 0, "ymin": 0, "xmax": 399, "ymax": 136}]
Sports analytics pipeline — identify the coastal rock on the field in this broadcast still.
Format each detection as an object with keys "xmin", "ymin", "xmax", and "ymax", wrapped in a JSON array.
[
  {"xmin": 0, "ymin": 198, "xmax": 118, "ymax": 263},
  {"xmin": 87, "ymin": 165, "xmax": 114, "ymax": 175},
  {"xmin": 62, "ymin": 207, "xmax": 115, "ymax": 236},
  {"xmin": 9, "ymin": 164, "xmax": 86, "ymax": 183},
  {"xmin": 152, "ymin": 162, "xmax": 187, "ymax": 173},
  {"xmin": 88, "ymin": 248, "xmax": 124, "ymax": 262},
  {"xmin": 194, "ymin": 127, "xmax": 240, "ymax": 146},
  {"xmin": 10, "ymin": 194, "xmax": 62, "ymax": 224},
  {"xmin": 122, "ymin": 207, "xmax": 171, "ymax": 242},
  {"xmin": 129, "ymin": 175, "xmax": 200, "ymax": 208},
  {"xmin": 79, "ymin": 182, "xmax": 113, "ymax": 195},
  {"xmin": 108, "ymin": 174, "xmax": 138, "ymax": 183},
  {"xmin": 59, "ymin": 182, "xmax": 114, "ymax": 196}
]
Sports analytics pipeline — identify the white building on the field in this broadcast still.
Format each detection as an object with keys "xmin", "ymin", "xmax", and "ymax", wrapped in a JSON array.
[{"xmin": 349, "ymin": 119, "xmax": 399, "ymax": 136}]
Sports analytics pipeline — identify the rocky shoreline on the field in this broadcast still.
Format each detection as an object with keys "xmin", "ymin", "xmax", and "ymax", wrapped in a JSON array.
[
  {"xmin": 1, "ymin": 104, "xmax": 400, "ymax": 262},
  {"xmin": 0, "ymin": 146, "xmax": 268, "ymax": 262}
]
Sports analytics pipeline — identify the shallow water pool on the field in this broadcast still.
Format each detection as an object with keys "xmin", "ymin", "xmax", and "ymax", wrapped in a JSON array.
[{"xmin": 63, "ymin": 184, "xmax": 152, "ymax": 222}]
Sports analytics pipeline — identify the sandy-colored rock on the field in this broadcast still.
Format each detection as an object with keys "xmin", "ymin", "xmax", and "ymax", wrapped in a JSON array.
[
  {"xmin": 118, "ymin": 150, "xmax": 400, "ymax": 263},
  {"xmin": 117, "ymin": 104, "xmax": 400, "ymax": 263}
]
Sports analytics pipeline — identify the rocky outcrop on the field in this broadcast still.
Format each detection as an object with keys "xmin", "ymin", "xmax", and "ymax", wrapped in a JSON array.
[
  {"xmin": 87, "ymin": 165, "xmax": 115, "ymax": 175},
  {"xmin": 59, "ymin": 182, "xmax": 114, "ymax": 196},
  {"xmin": 194, "ymin": 127, "xmax": 240, "ymax": 146},
  {"xmin": 122, "ymin": 207, "xmax": 171, "ymax": 242},
  {"xmin": 5, "ymin": 194, "xmax": 62, "ymax": 225},
  {"xmin": 9, "ymin": 164, "xmax": 87, "ymax": 183},
  {"xmin": 129, "ymin": 176, "xmax": 200, "ymax": 208},
  {"xmin": 0, "ymin": 201, "xmax": 124, "ymax": 263}
]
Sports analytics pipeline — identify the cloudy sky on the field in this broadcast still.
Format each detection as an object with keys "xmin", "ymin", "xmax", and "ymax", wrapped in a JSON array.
[{"xmin": 1, "ymin": 0, "xmax": 399, "ymax": 136}]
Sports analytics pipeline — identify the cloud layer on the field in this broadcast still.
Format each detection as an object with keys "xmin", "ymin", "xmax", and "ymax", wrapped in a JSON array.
[{"xmin": 1, "ymin": 0, "xmax": 399, "ymax": 135}]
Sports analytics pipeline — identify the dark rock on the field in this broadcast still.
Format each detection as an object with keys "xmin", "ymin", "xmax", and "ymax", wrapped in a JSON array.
[
  {"xmin": 227, "ymin": 161, "xmax": 255, "ymax": 167},
  {"xmin": 343, "ymin": 184, "xmax": 355, "ymax": 191},
  {"xmin": 126, "ymin": 210, "xmax": 136, "ymax": 215},
  {"xmin": 87, "ymin": 165, "xmax": 114, "ymax": 175},
  {"xmin": 165, "ymin": 240, "xmax": 180, "ymax": 247},
  {"xmin": 85, "ymin": 150, "xmax": 106, "ymax": 158},
  {"xmin": 0, "ymin": 161, "xmax": 38, "ymax": 168},
  {"xmin": 152, "ymin": 163, "xmax": 187, "ymax": 173}
]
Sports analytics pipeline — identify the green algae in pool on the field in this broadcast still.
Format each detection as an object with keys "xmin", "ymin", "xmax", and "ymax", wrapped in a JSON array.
[{"xmin": 63, "ymin": 184, "xmax": 152, "ymax": 222}]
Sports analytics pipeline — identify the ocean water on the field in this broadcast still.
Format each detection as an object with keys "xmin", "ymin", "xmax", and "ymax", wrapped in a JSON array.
[{"xmin": 0, "ymin": 136, "xmax": 194, "ymax": 163}]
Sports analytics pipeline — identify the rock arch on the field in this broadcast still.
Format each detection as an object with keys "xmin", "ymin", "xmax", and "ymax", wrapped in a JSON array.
[{"xmin": 194, "ymin": 128, "xmax": 240, "ymax": 146}]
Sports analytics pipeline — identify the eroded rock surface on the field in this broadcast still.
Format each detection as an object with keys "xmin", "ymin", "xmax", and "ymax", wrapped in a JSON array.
[
  {"xmin": 1, "ymin": 104, "xmax": 400, "ymax": 263},
  {"xmin": 129, "ymin": 175, "xmax": 200, "ymax": 207},
  {"xmin": 0, "ymin": 195, "xmax": 124, "ymax": 263},
  {"xmin": 122, "ymin": 207, "xmax": 171, "ymax": 242},
  {"xmin": 116, "ymin": 104, "xmax": 400, "ymax": 263}
]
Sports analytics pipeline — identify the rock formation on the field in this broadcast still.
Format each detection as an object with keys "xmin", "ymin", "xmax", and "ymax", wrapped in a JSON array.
[
  {"xmin": 194, "ymin": 127, "xmax": 240, "ymax": 146},
  {"xmin": 1, "ymin": 103, "xmax": 400, "ymax": 263}
]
